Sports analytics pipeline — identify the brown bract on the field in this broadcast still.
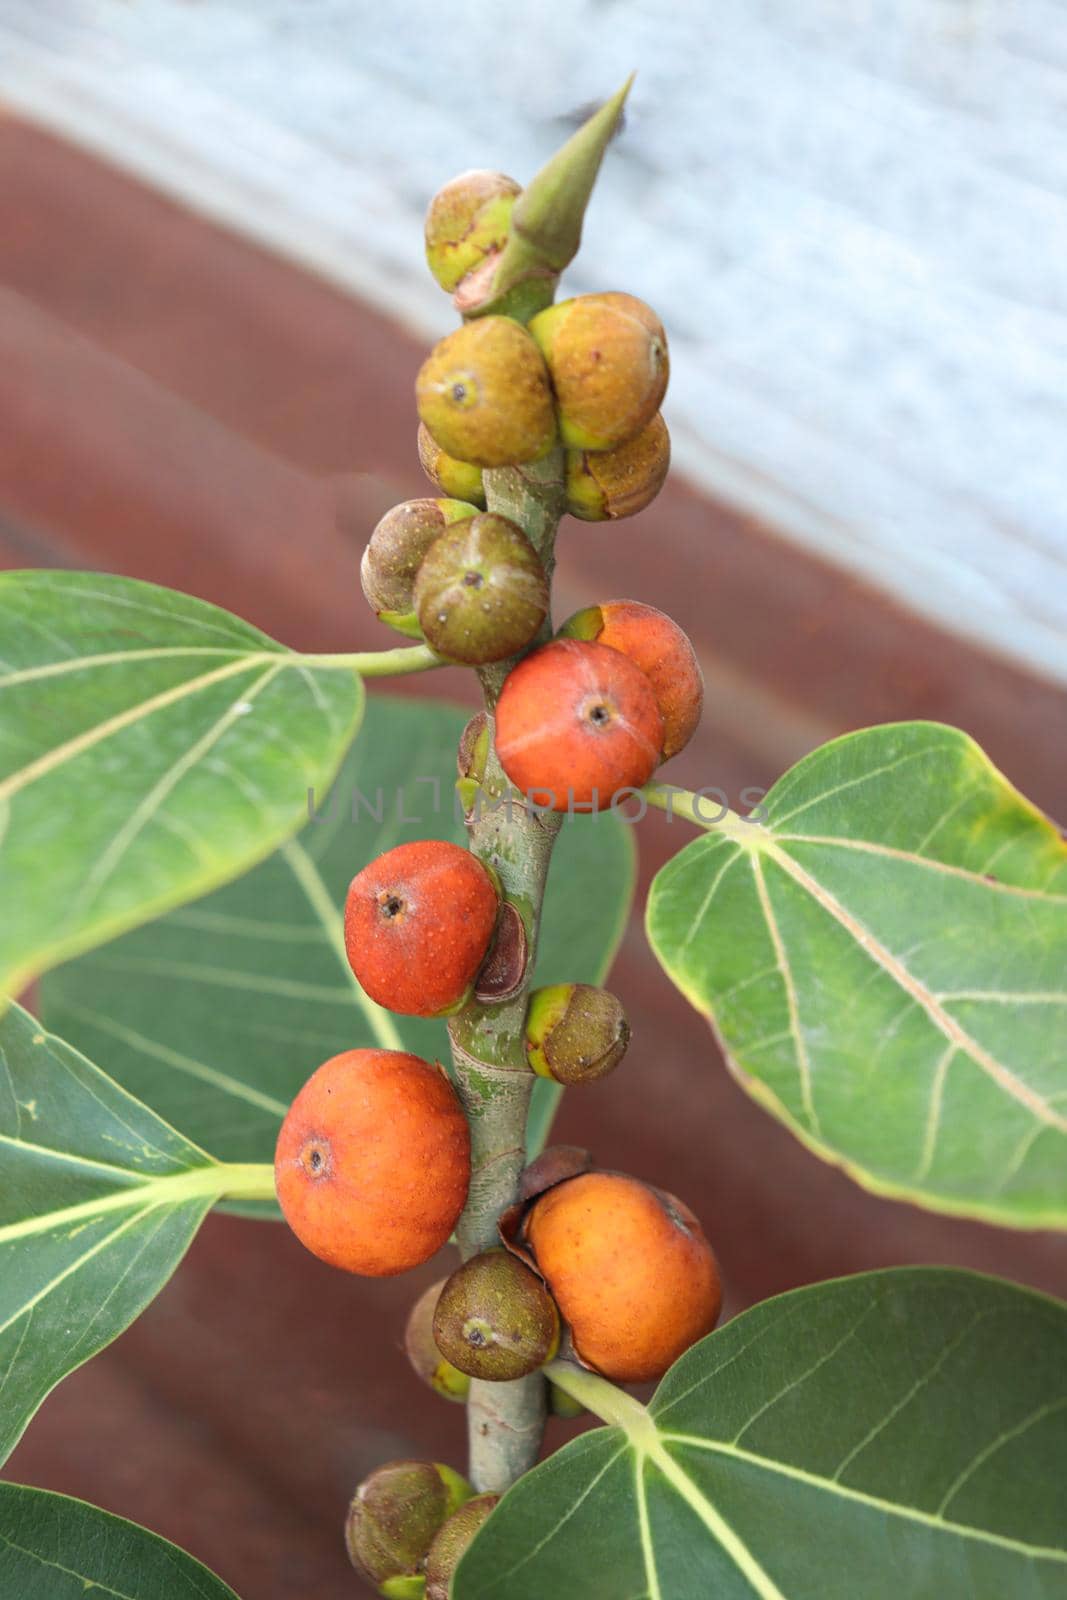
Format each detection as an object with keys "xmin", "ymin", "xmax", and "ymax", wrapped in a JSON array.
[
  {"xmin": 524, "ymin": 1171, "xmax": 721, "ymax": 1382},
  {"xmin": 344, "ymin": 839, "xmax": 499, "ymax": 1016},
  {"xmin": 529, "ymin": 291, "xmax": 668, "ymax": 451},
  {"xmin": 274, "ymin": 1049, "xmax": 471, "ymax": 1276},
  {"xmin": 564, "ymin": 598, "xmax": 703, "ymax": 760},
  {"xmin": 416, "ymin": 317, "xmax": 556, "ymax": 468},
  {"xmin": 495, "ymin": 637, "xmax": 664, "ymax": 811}
]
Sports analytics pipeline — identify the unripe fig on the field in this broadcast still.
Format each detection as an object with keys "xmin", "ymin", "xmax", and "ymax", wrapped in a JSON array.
[
  {"xmin": 548, "ymin": 1381, "xmax": 586, "ymax": 1419},
  {"xmin": 362, "ymin": 498, "xmax": 479, "ymax": 633},
  {"xmin": 433, "ymin": 1249, "xmax": 560, "ymax": 1381},
  {"xmin": 424, "ymin": 1494, "xmax": 499, "ymax": 1600},
  {"xmin": 528, "ymin": 292, "xmax": 668, "ymax": 451},
  {"xmin": 345, "ymin": 1459, "xmax": 473, "ymax": 1595},
  {"xmin": 417, "ymin": 423, "xmax": 487, "ymax": 508},
  {"xmin": 425, "ymin": 170, "xmax": 521, "ymax": 294},
  {"xmin": 525, "ymin": 983, "xmax": 630, "ymax": 1085},
  {"xmin": 561, "ymin": 598, "xmax": 703, "ymax": 760},
  {"xmin": 495, "ymin": 638, "xmax": 664, "ymax": 811},
  {"xmin": 565, "ymin": 413, "xmax": 670, "ymax": 521},
  {"xmin": 274, "ymin": 1049, "xmax": 470, "ymax": 1276},
  {"xmin": 414, "ymin": 513, "xmax": 548, "ymax": 664},
  {"xmin": 404, "ymin": 1279, "xmax": 471, "ymax": 1404},
  {"xmin": 344, "ymin": 840, "xmax": 499, "ymax": 1016},
  {"xmin": 416, "ymin": 317, "xmax": 556, "ymax": 468},
  {"xmin": 525, "ymin": 1171, "xmax": 722, "ymax": 1383}
]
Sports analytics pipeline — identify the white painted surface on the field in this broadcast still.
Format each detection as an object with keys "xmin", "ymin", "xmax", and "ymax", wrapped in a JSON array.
[{"xmin": 2, "ymin": 0, "xmax": 1066, "ymax": 680}]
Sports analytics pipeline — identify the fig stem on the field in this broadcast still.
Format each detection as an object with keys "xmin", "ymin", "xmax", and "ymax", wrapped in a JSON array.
[
  {"xmin": 643, "ymin": 781, "xmax": 758, "ymax": 841},
  {"xmin": 310, "ymin": 643, "xmax": 443, "ymax": 676},
  {"xmin": 543, "ymin": 1359, "xmax": 651, "ymax": 1436},
  {"xmin": 447, "ymin": 450, "xmax": 564, "ymax": 1494},
  {"xmin": 445, "ymin": 85, "xmax": 630, "ymax": 1498}
]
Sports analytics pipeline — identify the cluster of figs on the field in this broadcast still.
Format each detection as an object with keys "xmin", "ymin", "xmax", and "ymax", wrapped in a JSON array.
[{"xmin": 270, "ymin": 166, "xmax": 720, "ymax": 1597}]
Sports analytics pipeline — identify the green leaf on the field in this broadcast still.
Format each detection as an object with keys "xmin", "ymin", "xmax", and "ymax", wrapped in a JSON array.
[
  {"xmin": 41, "ymin": 695, "xmax": 635, "ymax": 1195},
  {"xmin": 646, "ymin": 722, "xmax": 1067, "ymax": 1228},
  {"xmin": 0, "ymin": 571, "xmax": 363, "ymax": 1002},
  {"xmin": 0, "ymin": 1002, "xmax": 273, "ymax": 1465},
  {"xmin": 456, "ymin": 1269, "xmax": 1067, "ymax": 1599},
  {"xmin": 0, "ymin": 1483, "xmax": 240, "ymax": 1598}
]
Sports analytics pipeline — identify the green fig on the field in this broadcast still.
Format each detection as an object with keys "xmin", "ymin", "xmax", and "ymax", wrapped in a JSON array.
[
  {"xmin": 424, "ymin": 1494, "xmax": 500, "ymax": 1600},
  {"xmin": 529, "ymin": 292, "xmax": 668, "ymax": 452},
  {"xmin": 433, "ymin": 1249, "xmax": 560, "ymax": 1381},
  {"xmin": 525, "ymin": 983, "xmax": 630, "ymax": 1084},
  {"xmin": 416, "ymin": 318, "xmax": 556, "ymax": 468},
  {"xmin": 361, "ymin": 498, "xmax": 478, "ymax": 632},
  {"xmin": 425, "ymin": 170, "xmax": 521, "ymax": 294},
  {"xmin": 414, "ymin": 513, "xmax": 548, "ymax": 664},
  {"xmin": 565, "ymin": 413, "xmax": 670, "ymax": 521},
  {"xmin": 404, "ymin": 1279, "xmax": 472, "ymax": 1405},
  {"xmin": 345, "ymin": 1460, "xmax": 472, "ymax": 1595},
  {"xmin": 417, "ymin": 423, "xmax": 487, "ymax": 508}
]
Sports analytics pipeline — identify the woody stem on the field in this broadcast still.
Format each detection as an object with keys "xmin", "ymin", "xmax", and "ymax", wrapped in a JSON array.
[{"xmin": 448, "ymin": 450, "xmax": 565, "ymax": 1493}]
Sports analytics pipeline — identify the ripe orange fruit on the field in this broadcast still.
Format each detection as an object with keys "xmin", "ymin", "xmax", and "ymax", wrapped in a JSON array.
[
  {"xmin": 344, "ymin": 839, "xmax": 499, "ymax": 1016},
  {"xmin": 561, "ymin": 599, "xmax": 703, "ymax": 759},
  {"xmin": 525, "ymin": 1171, "xmax": 721, "ymax": 1382},
  {"xmin": 275, "ymin": 1049, "xmax": 470, "ymax": 1276},
  {"xmin": 494, "ymin": 638, "xmax": 664, "ymax": 811}
]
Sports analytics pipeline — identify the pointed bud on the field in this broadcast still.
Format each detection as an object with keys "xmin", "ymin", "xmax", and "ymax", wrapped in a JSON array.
[
  {"xmin": 425, "ymin": 170, "xmax": 521, "ymax": 294},
  {"xmin": 433, "ymin": 1249, "xmax": 560, "ymax": 1381},
  {"xmin": 565, "ymin": 413, "xmax": 670, "ymax": 521},
  {"xmin": 414, "ymin": 513, "xmax": 549, "ymax": 664},
  {"xmin": 462, "ymin": 78, "xmax": 632, "ymax": 320},
  {"xmin": 404, "ymin": 1279, "xmax": 472, "ymax": 1405},
  {"xmin": 424, "ymin": 1495, "xmax": 500, "ymax": 1600},
  {"xmin": 361, "ymin": 499, "xmax": 479, "ymax": 630},
  {"xmin": 345, "ymin": 1460, "xmax": 473, "ymax": 1594},
  {"xmin": 525, "ymin": 983, "xmax": 630, "ymax": 1085}
]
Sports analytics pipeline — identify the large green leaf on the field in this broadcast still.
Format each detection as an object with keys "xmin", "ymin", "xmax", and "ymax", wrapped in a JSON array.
[
  {"xmin": 0, "ymin": 1002, "xmax": 273, "ymax": 1465},
  {"xmin": 646, "ymin": 722, "xmax": 1067, "ymax": 1228},
  {"xmin": 0, "ymin": 1484, "xmax": 240, "ymax": 1598},
  {"xmin": 41, "ymin": 696, "xmax": 635, "ymax": 1186},
  {"xmin": 456, "ymin": 1269, "xmax": 1067, "ymax": 1599},
  {"xmin": 0, "ymin": 571, "xmax": 363, "ymax": 1001}
]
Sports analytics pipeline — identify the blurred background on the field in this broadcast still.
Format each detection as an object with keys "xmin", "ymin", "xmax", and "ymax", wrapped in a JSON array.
[{"xmin": 1, "ymin": 2, "xmax": 1065, "ymax": 1595}]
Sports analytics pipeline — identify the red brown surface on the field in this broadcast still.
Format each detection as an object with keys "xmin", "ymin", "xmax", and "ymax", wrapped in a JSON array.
[{"xmin": 2, "ymin": 117, "xmax": 1066, "ymax": 1598}]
